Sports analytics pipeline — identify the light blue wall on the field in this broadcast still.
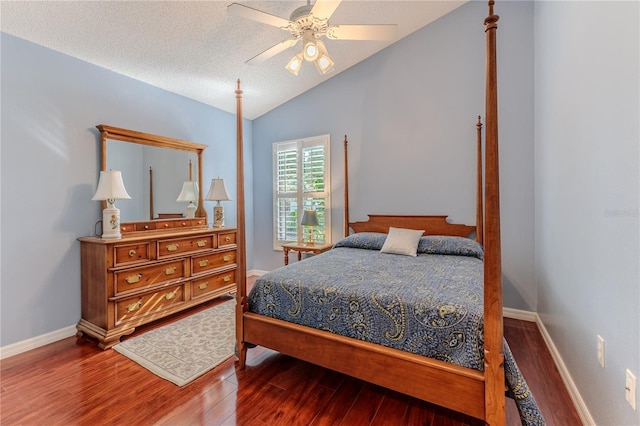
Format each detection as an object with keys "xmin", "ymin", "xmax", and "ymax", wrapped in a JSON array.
[
  {"xmin": 534, "ymin": 2, "xmax": 640, "ymax": 425},
  {"xmin": 0, "ymin": 33, "xmax": 254, "ymax": 347},
  {"xmin": 252, "ymin": 1, "xmax": 536, "ymax": 310}
]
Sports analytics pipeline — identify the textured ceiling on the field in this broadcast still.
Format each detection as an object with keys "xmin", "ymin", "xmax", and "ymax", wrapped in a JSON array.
[{"xmin": 1, "ymin": 1, "xmax": 466, "ymax": 119}]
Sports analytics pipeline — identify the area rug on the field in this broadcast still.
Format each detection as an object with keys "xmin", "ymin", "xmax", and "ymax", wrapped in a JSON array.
[{"xmin": 113, "ymin": 298, "xmax": 235, "ymax": 386}]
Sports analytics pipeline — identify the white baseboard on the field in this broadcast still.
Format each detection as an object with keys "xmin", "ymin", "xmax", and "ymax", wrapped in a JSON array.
[
  {"xmin": 535, "ymin": 315, "xmax": 595, "ymax": 426},
  {"xmin": 0, "ymin": 325, "xmax": 77, "ymax": 360},
  {"xmin": 503, "ymin": 307, "xmax": 538, "ymax": 322}
]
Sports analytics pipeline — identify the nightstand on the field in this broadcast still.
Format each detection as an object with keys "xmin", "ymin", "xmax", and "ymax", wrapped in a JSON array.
[{"xmin": 282, "ymin": 242, "xmax": 333, "ymax": 265}]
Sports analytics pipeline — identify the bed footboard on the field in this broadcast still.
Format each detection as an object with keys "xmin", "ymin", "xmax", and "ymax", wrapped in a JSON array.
[{"xmin": 243, "ymin": 312, "xmax": 486, "ymax": 420}]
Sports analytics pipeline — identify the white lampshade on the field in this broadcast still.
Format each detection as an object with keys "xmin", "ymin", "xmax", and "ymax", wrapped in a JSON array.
[
  {"xmin": 177, "ymin": 181, "xmax": 199, "ymax": 219},
  {"xmin": 92, "ymin": 170, "xmax": 131, "ymax": 201},
  {"xmin": 205, "ymin": 178, "xmax": 231, "ymax": 227},
  {"xmin": 176, "ymin": 181, "xmax": 199, "ymax": 202},
  {"xmin": 205, "ymin": 178, "xmax": 231, "ymax": 202}
]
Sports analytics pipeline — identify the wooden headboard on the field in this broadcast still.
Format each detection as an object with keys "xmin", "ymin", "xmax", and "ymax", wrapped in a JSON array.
[{"xmin": 349, "ymin": 215, "xmax": 475, "ymax": 237}]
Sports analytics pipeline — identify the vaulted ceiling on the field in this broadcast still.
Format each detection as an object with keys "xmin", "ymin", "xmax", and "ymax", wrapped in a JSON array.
[{"xmin": 1, "ymin": 1, "xmax": 466, "ymax": 119}]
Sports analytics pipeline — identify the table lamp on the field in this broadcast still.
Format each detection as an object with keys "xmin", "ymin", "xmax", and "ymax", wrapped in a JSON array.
[
  {"xmin": 92, "ymin": 170, "xmax": 131, "ymax": 239},
  {"xmin": 176, "ymin": 181, "xmax": 199, "ymax": 218},
  {"xmin": 205, "ymin": 178, "xmax": 231, "ymax": 227},
  {"xmin": 300, "ymin": 209, "xmax": 319, "ymax": 245}
]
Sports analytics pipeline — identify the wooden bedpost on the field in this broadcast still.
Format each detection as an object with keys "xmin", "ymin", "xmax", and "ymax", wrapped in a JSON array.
[
  {"xmin": 343, "ymin": 135, "xmax": 350, "ymax": 237},
  {"xmin": 235, "ymin": 79, "xmax": 248, "ymax": 368},
  {"xmin": 483, "ymin": 2, "xmax": 505, "ymax": 425},
  {"xmin": 476, "ymin": 116, "xmax": 484, "ymax": 245}
]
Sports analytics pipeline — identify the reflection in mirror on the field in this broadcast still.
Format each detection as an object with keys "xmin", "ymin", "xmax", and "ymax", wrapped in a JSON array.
[
  {"xmin": 97, "ymin": 124, "xmax": 208, "ymax": 234},
  {"xmin": 107, "ymin": 140, "xmax": 198, "ymax": 222}
]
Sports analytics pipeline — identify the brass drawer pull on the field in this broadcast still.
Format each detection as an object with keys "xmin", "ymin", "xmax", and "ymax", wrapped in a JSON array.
[
  {"xmin": 196, "ymin": 240, "xmax": 207, "ymax": 247},
  {"xmin": 127, "ymin": 301, "xmax": 142, "ymax": 312},
  {"xmin": 198, "ymin": 259, "xmax": 209, "ymax": 267},
  {"xmin": 198, "ymin": 281, "xmax": 209, "ymax": 290},
  {"xmin": 223, "ymin": 275, "xmax": 232, "ymax": 283},
  {"xmin": 166, "ymin": 243, "xmax": 179, "ymax": 252},
  {"xmin": 125, "ymin": 274, "xmax": 142, "ymax": 284},
  {"xmin": 223, "ymin": 255, "xmax": 232, "ymax": 262},
  {"xmin": 128, "ymin": 249, "xmax": 136, "ymax": 257},
  {"xmin": 165, "ymin": 289, "xmax": 178, "ymax": 300},
  {"xmin": 164, "ymin": 266, "xmax": 177, "ymax": 275},
  {"xmin": 225, "ymin": 236, "xmax": 231, "ymax": 242},
  {"xmin": 181, "ymin": 222, "xmax": 188, "ymax": 227}
]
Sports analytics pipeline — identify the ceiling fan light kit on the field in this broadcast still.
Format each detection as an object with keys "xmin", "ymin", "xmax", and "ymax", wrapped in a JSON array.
[
  {"xmin": 285, "ymin": 52, "xmax": 304, "ymax": 75},
  {"xmin": 228, "ymin": 0, "xmax": 396, "ymax": 76},
  {"xmin": 302, "ymin": 32, "xmax": 320, "ymax": 62}
]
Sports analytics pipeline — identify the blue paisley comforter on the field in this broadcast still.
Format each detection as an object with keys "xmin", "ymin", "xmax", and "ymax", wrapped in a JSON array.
[{"xmin": 248, "ymin": 233, "xmax": 545, "ymax": 425}]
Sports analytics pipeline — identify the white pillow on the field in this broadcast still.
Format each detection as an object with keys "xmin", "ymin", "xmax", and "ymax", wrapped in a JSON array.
[{"xmin": 380, "ymin": 227, "xmax": 425, "ymax": 256}]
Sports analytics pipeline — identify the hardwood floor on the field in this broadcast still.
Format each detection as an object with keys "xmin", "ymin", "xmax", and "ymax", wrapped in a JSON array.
[{"xmin": 1, "ymin": 291, "xmax": 582, "ymax": 425}]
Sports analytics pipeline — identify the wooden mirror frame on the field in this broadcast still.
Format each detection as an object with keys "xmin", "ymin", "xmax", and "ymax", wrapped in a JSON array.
[{"xmin": 97, "ymin": 124, "xmax": 208, "ymax": 234}]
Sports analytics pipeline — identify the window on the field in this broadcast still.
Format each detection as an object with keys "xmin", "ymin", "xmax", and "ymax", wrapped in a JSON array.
[{"xmin": 273, "ymin": 135, "xmax": 331, "ymax": 248}]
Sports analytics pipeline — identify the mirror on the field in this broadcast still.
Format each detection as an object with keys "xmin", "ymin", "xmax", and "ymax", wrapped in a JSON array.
[{"xmin": 98, "ymin": 125, "xmax": 208, "ymax": 232}]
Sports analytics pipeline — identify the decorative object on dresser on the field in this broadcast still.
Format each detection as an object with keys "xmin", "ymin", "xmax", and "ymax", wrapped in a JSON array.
[
  {"xmin": 299, "ymin": 209, "xmax": 319, "ymax": 245},
  {"xmin": 77, "ymin": 227, "xmax": 238, "ymax": 349},
  {"xmin": 205, "ymin": 178, "xmax": 231, "ymax": 228},
  {"xmin": 113, "ymin": 298, "xmax": 235, "ymax": 386},
  {"xmin": 91, "ymin": 170, "xmax": 131, "ymax": 239},
  {"xmin": 176, "ymin": 181, "xmax": 199, "ymax": 219},
  {"xmin": 176, "ymin": 159, "xmax": 199, "ymax": 219}
]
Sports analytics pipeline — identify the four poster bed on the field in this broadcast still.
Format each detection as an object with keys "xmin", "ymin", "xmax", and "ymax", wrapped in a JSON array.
[{"xmin": 232, "ymin": 2, "xmax": 543, "ymax": 425}]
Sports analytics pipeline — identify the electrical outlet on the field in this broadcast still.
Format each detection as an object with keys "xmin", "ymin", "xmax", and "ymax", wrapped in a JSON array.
[
  {"xmin": 597, "ymin": 335, "xmax": 605, "ymax": 368},
  {"xmin": 626, "ymin": 369, "xmax": 637, "ymax": 410}
]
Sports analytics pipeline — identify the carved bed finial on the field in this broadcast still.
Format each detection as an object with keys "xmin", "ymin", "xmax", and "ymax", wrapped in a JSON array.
[{"xmin": 485, "ymin": 0, "xmax": 499, "ymax": 30}]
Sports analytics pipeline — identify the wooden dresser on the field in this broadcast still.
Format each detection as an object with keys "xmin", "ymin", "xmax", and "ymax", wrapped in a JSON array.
[{"xmin": 77, "ymin": 227, "xmax": 237, "ymax": 349}]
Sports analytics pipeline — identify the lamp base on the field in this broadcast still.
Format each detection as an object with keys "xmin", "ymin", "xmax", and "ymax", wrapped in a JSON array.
[
  {"xmin": 101, "ymin": 205, "xmax": 122, "ymax": 239},
  {"xmin": 303, "ymin": 226, "xmax": 315, "ymax": 245},
  {"xmin": 185, "ymin": 202, "xmax": 196, "ymax": 219},
  {"xmin": 213, "ymin": 204, "xmax": 224, "ymax": 228}
]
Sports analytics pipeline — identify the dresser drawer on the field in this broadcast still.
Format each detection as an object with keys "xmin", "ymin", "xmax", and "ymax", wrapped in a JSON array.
[
  {"xmin": 218, "ymin": 231, "xmax": 236, "ymax": 248},
  {"xmin": 173, "ymin": 219, "xmax": 195, "ymax": 229},
  {"xmin": 114, "ymin": 243, "xmax": 151, "ymax": 266},
  {"xmin": 134, "ymin": 221, "xmax": 155, "ymax": 232},
  {"xmin": 191, "ymin": 218, "xmax": 207, "ymax": 227},
  {"xmin": 114, "ymin": 260, "xmax": 184, "ymax": 294},
  {"xmin": 115, "ymin": 285, "xmax": 184, "ymax": 325},
  {"xmin": 155, "ymin": 220, "xmax": 176, "ymax": 231},
  {"xmin": 157, "ymin": 235, "xmax": 214, "ymax": 258},
  {"xmin": 191, "ymin": 270, "xmax": 236, "ymax": 299},
  {"xmin": 192, "ymin": 249, "xmax": 237, "ymax": 275}
]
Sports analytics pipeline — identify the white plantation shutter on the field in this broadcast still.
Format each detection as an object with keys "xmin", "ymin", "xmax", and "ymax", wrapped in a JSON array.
[{"xmin": 273, "ymin": 135, "xmax": 331, "ymax": 248}]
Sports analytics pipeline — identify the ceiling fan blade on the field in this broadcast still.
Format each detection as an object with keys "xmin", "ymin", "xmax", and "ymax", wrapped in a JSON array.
[
  {"xmin": 310, "ymin": 0, "xmax": 342, "ymax": 21},
  {"xmin": 247, "ymin": 38, "xmax": 300, "ymax": 65},
  {"xmin": 227, "ymin": 3, "xmax": 291, "ymax": 29},
  {"xmin": 326, "ymin": 24, "xmax": 398, "ymax": 41}
]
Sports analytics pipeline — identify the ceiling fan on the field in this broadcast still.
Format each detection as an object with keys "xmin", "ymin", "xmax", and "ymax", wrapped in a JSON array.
[{"xmin": 227, "ymin": 0, "xmax": 397, "ymax": 75}]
